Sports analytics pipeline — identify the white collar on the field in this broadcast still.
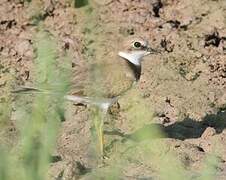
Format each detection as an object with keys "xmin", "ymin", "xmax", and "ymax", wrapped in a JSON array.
[{"xmin": 118, "ymin": 51, "xmax": 150, "ymax": 66}]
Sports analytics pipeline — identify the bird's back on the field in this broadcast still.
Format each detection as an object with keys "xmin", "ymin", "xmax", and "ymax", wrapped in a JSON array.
[{"xmin": 70, "ymin": 53, "xmax": 136, "ymax": 98}]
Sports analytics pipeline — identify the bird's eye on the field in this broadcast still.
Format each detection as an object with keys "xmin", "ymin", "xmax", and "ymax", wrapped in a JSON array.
[{"xmin": 133, "ymin": 41, "xmax": 142, "ymax": 48}]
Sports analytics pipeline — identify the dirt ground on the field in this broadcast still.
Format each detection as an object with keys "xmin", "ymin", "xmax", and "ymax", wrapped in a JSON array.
[{"xmin": 1, "ymin": 0, "xmax": 226, "ymax": 179}]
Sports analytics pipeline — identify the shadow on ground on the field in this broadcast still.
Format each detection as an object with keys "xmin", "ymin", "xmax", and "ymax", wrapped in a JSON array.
[
  {"xmin": 165, "ymin": 109, "xmax": 226, "ymax": 140},
  {"xmin": 106, "ymin": 109, "xmax": 226, "ymax": 142}
]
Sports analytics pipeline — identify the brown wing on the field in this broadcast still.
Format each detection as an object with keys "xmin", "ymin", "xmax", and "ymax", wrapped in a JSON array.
[{"xmin": 69, "ymin": 59, "xmax": 135, "ymax": 98}]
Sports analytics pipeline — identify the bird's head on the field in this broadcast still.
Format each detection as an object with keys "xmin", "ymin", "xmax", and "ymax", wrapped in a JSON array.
[{"xmin": 118, "ymin": 37, "xmax": 157, "ymax": 66}]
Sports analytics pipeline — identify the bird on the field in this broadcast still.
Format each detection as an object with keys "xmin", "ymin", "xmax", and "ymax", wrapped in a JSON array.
[
  {"xmin": 14, "ymin": 36, "xmax": 156, "ymax": 110},
  {"xmin": 70, "ymin": 37, "xmax": 155, "ymax": 96},
  {"xmin": 13, "ymin": 36, "xmax": 157, "ymax": 157}
]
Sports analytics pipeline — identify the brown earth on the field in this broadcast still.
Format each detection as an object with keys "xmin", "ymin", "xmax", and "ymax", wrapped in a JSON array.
[{"xmin": 1, "ymin": 0, "xmax": 226, "ymax": 179}]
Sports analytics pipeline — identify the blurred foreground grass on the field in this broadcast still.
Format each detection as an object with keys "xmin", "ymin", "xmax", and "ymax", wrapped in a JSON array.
[
  {"xmin": 0, "ymin": 30, "xmax": 69, "ymax": 180},
  {"xmin": 0, "ymin": 31, "xmax": 222, "ymax": 180},
  {"xmin": 0, "ymin": 1, "xmax": 223, "ymax": 179}
]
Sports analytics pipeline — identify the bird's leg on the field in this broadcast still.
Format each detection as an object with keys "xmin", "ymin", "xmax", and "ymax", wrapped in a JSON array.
[
  {"xmin": 97, "ymin": 113, "xmax": 104, "ymax": 158},
  {"xmin": 92, "ymin": 106, "xmax": 106, "ymax": 159},
  {"xmin": 89, "ymin": 98, "xmax": 117, "ymax": 160}
]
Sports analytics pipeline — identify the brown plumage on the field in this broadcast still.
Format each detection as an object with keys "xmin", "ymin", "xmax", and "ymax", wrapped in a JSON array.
[
  {"xmin": 13, "ymin": 36, "xmax": 152, "ymax": 109},
  {"xmin": 70, "ymin": 36, "xmax": 150, "ymax": 99}
]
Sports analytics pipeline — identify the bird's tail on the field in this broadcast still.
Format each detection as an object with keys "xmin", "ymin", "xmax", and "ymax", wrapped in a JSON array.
[
  {"xmin": 12, "ymin": 86, "xmax": 118, "ymax": 111},
  {"xmin": 11, "ymin": 86, "xmax": 47, "ymax": 94}
]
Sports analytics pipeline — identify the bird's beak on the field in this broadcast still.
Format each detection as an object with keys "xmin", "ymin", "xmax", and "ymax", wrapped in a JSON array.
[{"xmin": 146, "ymin": 47, "xmax": 160, "ymax": 54}]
